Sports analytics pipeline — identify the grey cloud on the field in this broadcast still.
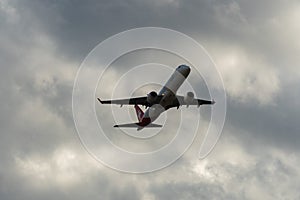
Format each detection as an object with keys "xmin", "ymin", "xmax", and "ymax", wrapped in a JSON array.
[
  {"xmin": 150, "ymin": 181, "xmax": 237, "ymax": 200},
  {"xmin": 6, "ymin": 0, "xmax": 242, "ymax": 59},
  {"xmin": 1, "ymin": 0, "xmax": 300, "ymax": 200},
  {"xmin": 146, "ymin": 144, "xmax": 300, "ymax": 200}
]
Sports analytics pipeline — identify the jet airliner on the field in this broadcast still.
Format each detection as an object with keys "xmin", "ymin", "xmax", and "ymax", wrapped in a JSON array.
[{"xmin": 98, "ymin": 65, "xmax": 215, "ymax": 130}]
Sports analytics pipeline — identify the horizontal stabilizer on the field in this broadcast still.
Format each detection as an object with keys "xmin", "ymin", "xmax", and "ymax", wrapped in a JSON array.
[{"xmin": 113, "ymin": 123, "xmax": 162, "ymax": 128}]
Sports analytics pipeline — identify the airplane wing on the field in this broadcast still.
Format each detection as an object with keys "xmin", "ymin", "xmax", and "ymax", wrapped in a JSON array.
[
  {"xmin": 175, "ymin": 95, "xmax": 215, "ymax": 107},
  {"xmin": 97, "ymin": 96, "xmax": 163, "ymax": 106},
  {"xmin": 97, "ymin": 95, "xmax": 213, "ymax": 107},
  {"xmin": 97, "ymin": 97, "xmax": 148, "ymax": 106}
]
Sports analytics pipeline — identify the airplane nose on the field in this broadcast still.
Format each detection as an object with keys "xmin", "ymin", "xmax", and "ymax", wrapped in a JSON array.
[{"xmin": 177, "ymin": 65, "xmax": 191, "ymax": 78}]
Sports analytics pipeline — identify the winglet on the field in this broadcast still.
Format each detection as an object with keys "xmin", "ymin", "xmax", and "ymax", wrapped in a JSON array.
[{"xmin": 212, "ymin": 99, "xmax": 216, "ymax": 104}]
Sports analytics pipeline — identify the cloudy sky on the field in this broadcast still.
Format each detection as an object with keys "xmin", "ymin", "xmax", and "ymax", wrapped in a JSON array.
[{"xmin": 1, "ymin": 0, "xmax": 300, "ymax": 199}]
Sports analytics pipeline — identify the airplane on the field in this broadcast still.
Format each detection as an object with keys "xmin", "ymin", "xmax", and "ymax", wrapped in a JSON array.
[{"xmin": 97, "ymin": 65, "xmax": 215, "ymax": 130}]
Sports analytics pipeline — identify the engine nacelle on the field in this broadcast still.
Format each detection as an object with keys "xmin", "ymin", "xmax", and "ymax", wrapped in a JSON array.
[
  {"xmin": 184, "ymin": 92, "xmax": 194, "ymax": 106},
  {"xmin": 147, "ymin": 91, "xmax": 158, "ymax": 104}
]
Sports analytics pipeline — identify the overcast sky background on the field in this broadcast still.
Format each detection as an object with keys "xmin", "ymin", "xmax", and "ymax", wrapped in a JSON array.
[{"xmin": 1, "ymin": 0, "xmax": 300, "ymax": 199}]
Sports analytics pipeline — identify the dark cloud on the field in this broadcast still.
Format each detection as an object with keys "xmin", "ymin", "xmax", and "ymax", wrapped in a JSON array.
[{"xmin": 1, "ymin": 0, "xmax": 300, "ymax": 199}]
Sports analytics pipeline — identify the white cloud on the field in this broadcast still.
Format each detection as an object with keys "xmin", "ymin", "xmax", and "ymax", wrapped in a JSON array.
[
  {"xmin": 159, "ymin": 132, "xmax": 300, "ymax": 200},
  {"xmin": 264, "ymin": 3, "xmax": 300, "ymax": 78},
  {"xmin": 213, "ymin": 1, "xmax": 248, "ymax": 27},
  {"xmin": 15, "ymin": 147, "xmax": 101, "ymax": 188},
  {"xmin": 0, "ymin": 0, "xmax": 19, "ymax": 23},
  {"xmin": 211, "ymin": 46, "xmax": 280, "ymax": 104}
]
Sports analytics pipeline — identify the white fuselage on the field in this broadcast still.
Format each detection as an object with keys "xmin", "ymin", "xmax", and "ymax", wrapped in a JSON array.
[{"xmin": 141, "ymin": 65, "xmax": 190, "ymax": 125}]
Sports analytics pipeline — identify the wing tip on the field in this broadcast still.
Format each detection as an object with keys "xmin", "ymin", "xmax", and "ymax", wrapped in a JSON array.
[{"xmin": 97, "ymin": 98, "xmax": 103, "ymax": 104}]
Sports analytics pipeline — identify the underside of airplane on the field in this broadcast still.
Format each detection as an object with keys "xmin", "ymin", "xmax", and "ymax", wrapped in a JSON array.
[{"xmin": 98, "ymin": 65, "xmax": 215, "ymax": 130}]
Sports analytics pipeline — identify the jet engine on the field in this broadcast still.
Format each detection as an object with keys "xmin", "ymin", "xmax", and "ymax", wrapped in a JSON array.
[
  {"xmin": 147, "ymin": 91, "xmax": 158, "ymax": 104},
  {"xmin": 184, "ymin": 92, "xmax": 194, "ymax": 106}
]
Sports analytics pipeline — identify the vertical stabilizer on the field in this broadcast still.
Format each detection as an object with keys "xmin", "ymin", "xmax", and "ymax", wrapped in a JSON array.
[{"xmin": 134, "ymin": 105, "xmax": 144, "ymax": 122}]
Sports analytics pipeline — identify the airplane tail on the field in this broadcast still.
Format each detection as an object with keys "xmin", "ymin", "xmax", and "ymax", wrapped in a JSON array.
[
  {"xmin": 113, "ymin": 105, "xmax": 162, "ymax": 131},
  {"xmin": 134, "ymin": 105, "xmax": 144, "ymax": 122}
]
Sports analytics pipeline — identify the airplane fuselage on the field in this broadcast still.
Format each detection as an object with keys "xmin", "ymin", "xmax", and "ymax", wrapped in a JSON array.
[{"xmin": 141, "ymin": 65, "xmax": 191, "ymax": 126}]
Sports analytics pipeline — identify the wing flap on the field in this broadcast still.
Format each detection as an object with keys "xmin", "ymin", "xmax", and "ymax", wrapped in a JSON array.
[
  {"xmin": 97, "ymin": 95, "xmax": 164, "ymax": 106},
  {"xmin": 175, "ymin": 95, "xmax": 215, "ymax": 107},
  {"xmin": 98, "ymin": 97, "xmax": 148, "ymax": 106}
]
